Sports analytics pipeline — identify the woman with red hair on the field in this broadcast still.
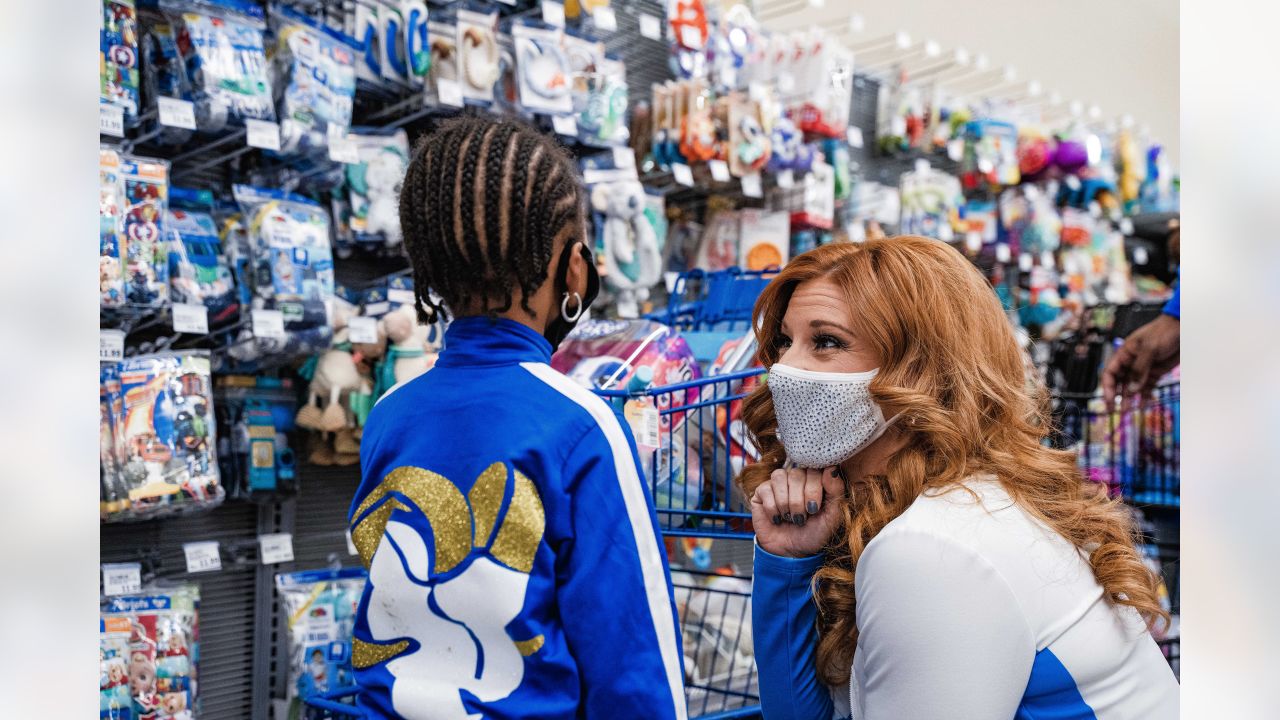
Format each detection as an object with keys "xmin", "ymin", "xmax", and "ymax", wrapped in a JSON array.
[{"xmin": 743, "ymin": 237, "xmax": 1177, "ymax": 719}]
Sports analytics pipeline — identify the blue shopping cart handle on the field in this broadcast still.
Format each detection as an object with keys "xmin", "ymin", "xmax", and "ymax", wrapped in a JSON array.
[
  {"xmin": 595, "ymin": 367, "xmax": 766, "ymax": 399},
  {"xmin": 303, "ymin": 686, "xmax": 367, "ymax": 718}
]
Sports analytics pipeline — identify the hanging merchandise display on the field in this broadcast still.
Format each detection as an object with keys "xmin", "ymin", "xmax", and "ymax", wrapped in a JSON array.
[
  {"xmin": 214, "ymin": 374, "xmax": 298, "ymax": 498},
  {"xmin": 590, "ymin": 179, "xmax": 664, "ymax": 318},
  {"xmin": 341, "ymin": 128, "xmax": 410, "ymax": 247},
  {"xmin": 102, "ymin": 0, "xmax": 142, "ymax": 126},
  {"xmin": 457, "ymin": 7, "xmax": 501, "ymax": 105},
  {"xmin": 276, "ymin": 568, "xmax": 366, "ymax": 719},
  {"xmin": 100, "ymin": 583, "xmax": 201, "ymax": 720},
  {"xmin": 426, "ymin": 20, "xmax": 458, "ymax": 105},
  {"xmin": 738, "ymin": 208, "xmax": 789, "ymax": 271},
  {"xmin": 270, "ymin": 6, "xmax": 358, "ymax": 155},
  {"xmin": 167, "ymin": 188, "xmax": 239, "ymax": 325},
  {"xmin": 100, "ymin": 147, "xmax": 170, "ymax": 309},
  {"xmin": 513, "ymin": 22, "xmax": 572, "ymax": 115},
  {"xmin": 899, "ymin": 161, "xmax": 964, "ymax": 242}
]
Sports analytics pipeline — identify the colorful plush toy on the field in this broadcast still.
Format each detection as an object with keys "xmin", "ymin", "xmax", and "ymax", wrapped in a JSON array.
[
  {"xmin": 372, "ymin": 304, "xmax": 439, "ymax": 400},
  {"xmin": 296, "ymin": 300, "xmax": 366, "ymax": 466},
  {"xmin": 592, "ymin": 182, "xmax": 663, "ymax": 318}
]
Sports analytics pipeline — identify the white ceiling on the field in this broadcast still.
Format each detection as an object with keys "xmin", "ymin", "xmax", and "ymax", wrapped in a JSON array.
[{"xmin": 752, "ymin": 0, "xmax": 1180, "ymax": 165}]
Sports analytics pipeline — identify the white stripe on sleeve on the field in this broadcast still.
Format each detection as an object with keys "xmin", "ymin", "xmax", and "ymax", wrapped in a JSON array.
[{"xmin": 520, "ymin": 362, "xmax": 688, "ymax": 720}]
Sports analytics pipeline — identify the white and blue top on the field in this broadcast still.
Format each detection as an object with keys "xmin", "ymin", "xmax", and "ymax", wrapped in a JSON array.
[
  {"xmin": 752, "ymin": 476, "xmax": 1179, "ymax": 720},
  {"xmin": 349, "ymin": 317, "xmax": 686, "ymax": 720}
]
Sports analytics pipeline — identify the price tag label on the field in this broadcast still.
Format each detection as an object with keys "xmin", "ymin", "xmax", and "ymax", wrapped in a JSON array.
[
  {"xmin": 1040, "ymin": 251, "xmax": 1056, "ymax": 270},
  {"xmin": 328, "ymin": 134, "xmax": 360, "ymax": 164},
  {"xmin": 102, "ymin": 563, "xmax": 142, "ymax": 596},
  {"xmin": 681, "ymin": 25, "xmax": 703, "ymax": 49},
  {"xmin": 624, "ymin": 399, "xmax": 661, "ymax": 449},
  {"xmin": 552, "ymin": 114, "xmax": 578, "ymax": 137},
  {"xmin": 708, "ymin": 160, "xmax": 730, "ymax": 182},
  {"xmin": 541, "ymin": 0, "xmax": 566, "ymax": 28},
  {"xmin": 348, "ymin": 316, "xmax": 379, "ymax": 344},
  {"xmin": 639, "ymin": 14, "xmax": 662, "ymax": 40},
  {"xmin": 995, "ymin": 243, "xmax": 1012, "ymax": 264},
  {"xmin": 258, "ymin": 533, "xmax": 294, "ymax": 564},
  {"xmin": 965, "ymin": 231, "xmax": 983, "ymax": 253},
  {"xmin": 100, "ymin": 329, "xmax": 125, "ymax": 363},
  {"xmin": 100, "ymin": 104, "xmax": 125, "ymax": 137},
  {"xmin": 663, "ymin": 271, "xmax": 680, "ymax": 294},
  {"xmin": 741, "ymin": 173, "xmax": 763, "ymax": 198},
  {"xmin": 245, "ymin": 119, "xmax": 281, "ymax": 151},
  {"xmin": 612, "ymin": 146, "xmax": 635, "ymax": 169},
  {"xmin": 1133, "ymin": 246, "xmax": 1149, "ymax": 265},
  {"xmin": 593, "ymin": 6, "xmax": 617, "ymax": 32},
  {"xmin": 183, "ymin": 541, "xmax": 222, "ymax": 574},
  {"xmin": 437, "ymin": 78, "xmax": 464, "ymax": 108},
  {"xmin": 672, "ymin": 163, "xmax": 694, "ymax": 187},
  {"xmin": 346, "ymin": 530, "xmax": 358, "ymax": 556},
  {"xmin": 157, "ymin": 97, "xmax": 197, "ymax": 130},
  {"xmin": 776, "ymin": 170, "xmax": 795, "ymax": 189},
  {"xmin": 387, "ymin": 288, "xmax": 416, "ymax": 306},
  {"xmin": 847, "ymin": 126, "xmax": 864, "ymax": 149},
  {"xmin": 748, "ymin": 82, "xmax": 767, "ymax": 103},
  {"xmin": 1088, "ymin": 201, "xmax": 1103, "ymax": 218},
  {"xmin": 1018, "ymin": 253, "xmax": 1034, "ymax": 272},
  {"xmin": 252, "ymin": 310, "xmax": 286, "ymax": 340},
  {"xmin": 171, "ymin": 303, "xmax": 209, "ymax": 334},
  {"xmin": 1119, "ymin": 217, "xmax": 1135, "ymax": 236}
]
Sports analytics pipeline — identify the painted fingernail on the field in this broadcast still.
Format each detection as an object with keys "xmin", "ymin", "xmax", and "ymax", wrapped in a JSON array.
[
  {"xmin": 772, "ymin": 514, "xmax": 782, "ymax": 525},
  {"xmin": 807, "ymin": 500, "xmax": 819, "ymax": 514},
  {"xmin": 783, "ymin": 512, "xmax": 792, "ymax": 523},
  {"xmin": 793, "ymin": 514, "xmax": 806, "ymax": 527}
]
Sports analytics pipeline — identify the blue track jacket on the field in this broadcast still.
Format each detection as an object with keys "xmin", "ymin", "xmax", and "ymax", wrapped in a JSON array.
[{"xmin": 349, "ymin": 317, "xmax": 686, "ymax": 720}]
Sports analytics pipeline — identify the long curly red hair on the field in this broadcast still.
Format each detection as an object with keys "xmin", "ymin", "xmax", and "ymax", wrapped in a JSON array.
[{"xmin": 738, "ymin": 237, "xmax": 1168, "ymax": 686}]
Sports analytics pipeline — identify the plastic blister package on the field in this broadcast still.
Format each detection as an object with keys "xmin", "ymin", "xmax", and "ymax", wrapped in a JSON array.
[
  {"xmin": 105, "ymin": 352, "xmax": 223, "ymax": 522},
  {"xmin": 343, "ymin": 129, "xmax": 409, "ymax": 246},
  {"xmin": 270, "ymin": 6, "xmax": 357, "ymax": 155},
  {"xmin": 100, "ymin": 583, "xmax": 201, "ymax": 720},
  {"xmin": 276, "ymin": 568, "xmax": 366, "ymax": 719},
  {"xmin": 167, "ymin": 188, "xmax": 238, "ymax": 323},
  {"xmin": 101, "ymin": 147, "xmax": 171, "ymax": 309},
  {"xmin": 102, "ymin": 0, "xmax": 142, "ymax": 125}
]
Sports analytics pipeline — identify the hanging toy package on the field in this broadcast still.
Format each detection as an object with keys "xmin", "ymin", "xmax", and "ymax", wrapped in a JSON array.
[
  {"xmin": 105, "ymin": 148, "xmax": 171, "ymax": 309},
  {"xmin": 728, "ymin": 96, "xmax": 771, "ymax": 177},
  {"xmin": 344, "ymin": 129, "xmax": 410, "ymax": 247},
  {"xmin": 899, "ymin": 161, "xmax": 964, "ymax": 242},
  {"xmin": 589, "ymin": 178, "xmax": 663, "ymax": 319},
  {"xmin": 156, "ymin": 0, "xmax": 274, "ymax": 134},
  {"xmin": 577, "ymin": 54, "xmax": 629, "ymax": 147},
  {"xmin": 375, "ymin": 0, "xmax": 410, "ymax": 86},
  {"xmin": 101, "ymin": 364, "xmax": 131, "ymax": 520},
  {"xmin": 960, "ymin": 119, "xmax": 1020, "ymax": 192},
  {"xmin": 101, "ymin": 147, "xmax": 128, "ymax": 309},
  {"xmin": 513, "ymin": 22, "xmax": 571, "ymax": 115},
  {"xmin": 276, "ymin": 568, "xmax": 367, "ymax": 719},
  {"xmin": 233, "ymin": 185, "xmax": 335, "ymax": 329},
  {"xmin": 138, "ymin": 5, "xmax": 196, "ymax": 146},
  {"xmin": 112, "ymin": 352, "xmax": 222, "ymax": 521},
  {"xmin": 457, "ymin": 7, "xmax": 500, "ymax": 105},
  {"xmin": 402, "ymin": 0, "xmax": 431, "ymax": 88},
  {"xmin": 425, "ymin": 20, "xmax": 458, "ymax": 105},
  {"xmin": 102, "ymin": 0, "xmax": 142, "ymax": 126},
  {"xmin": 270, "ymin": 6, "xmax": 357, "ymax": 155},
  {"xmin": 101, "ymin": 584, "xmax": 201, "ymax": 720},
  {"xmin": 167, "ymin": 188, "xmax": 239, "ymax": 325}
]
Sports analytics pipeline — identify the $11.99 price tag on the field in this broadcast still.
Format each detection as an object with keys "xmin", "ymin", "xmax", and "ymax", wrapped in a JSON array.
[
  {"xmin": 102, "ymin": 563, "xmax": 142, "ymax": 596},
  {"xmin": 183, "ymin": 541, "xmax": 222, "ymax": 573}
]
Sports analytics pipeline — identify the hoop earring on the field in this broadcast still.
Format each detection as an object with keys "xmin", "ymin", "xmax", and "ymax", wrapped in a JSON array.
[{"xmin": 561, "ymin": 291, "xmax": 584, "ymax": 322}]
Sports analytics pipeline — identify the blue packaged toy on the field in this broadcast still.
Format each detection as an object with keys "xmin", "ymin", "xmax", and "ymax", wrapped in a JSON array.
[
  {"xmin": 168, "ymin": 188, "xmax": 238, "ymax": 323},
  {"xmin": 112, "ymin": 352, "xmax": 222, "ymax": 521},
  {"xmin": 270, "ymin": 6, "xmax": 358, "ymax": 155},
  {"xmin": 102, "ymin": 0, "xmax": 142, "ymax": 125},
  {"xmin": 101, "ymin": 584, "xmax": 200, "ymax": 720},
  {"xmin": 233, "ymin": 185, "xmax": 335, "ymax": 328},
  {"xmin": 276, "ymin": 568, "xmax": 367, "ymax": 720},
  {"xmin": 101, "ymin": 148, "xmax": 171, "ymax": 309},
  {"xmin": 101, "ymin": 147, "xmax": 128, "ymax": 309},
  {"xmin": 139, "ymin": 5, "xmax": 196, "ymax": 145}
]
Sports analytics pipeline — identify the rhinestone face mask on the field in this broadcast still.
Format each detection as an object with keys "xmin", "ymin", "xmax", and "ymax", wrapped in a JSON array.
[{"xmin": 767, "ymin": 363, "xmax": 893, "ymax": 468}]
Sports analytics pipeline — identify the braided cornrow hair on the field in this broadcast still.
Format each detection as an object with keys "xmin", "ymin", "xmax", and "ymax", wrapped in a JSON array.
[{"xmin": 399, "ymin": 114, "xmax": 586, "ymax": 325}]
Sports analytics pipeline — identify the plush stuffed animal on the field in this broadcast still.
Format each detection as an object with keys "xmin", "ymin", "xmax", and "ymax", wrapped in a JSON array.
[
  {"xmin": 363, "ymin": 149, "xmax": 407, "ymax": 244},
  {"xmin": 592, "ymin": 182, "xmax": 662, "ymax": 318},
  {"xmin": 296, "ymin": 300, "xmax": 366, "ymax": 465},
  {"xmin": 372, "ymin": 304, "xmax": 439, "ymax": 399}
]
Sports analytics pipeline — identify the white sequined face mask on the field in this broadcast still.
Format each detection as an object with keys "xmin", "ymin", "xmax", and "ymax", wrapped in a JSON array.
[{"xmin": 768, "ymin": 363, "xmax": 894, "ymax": 468}]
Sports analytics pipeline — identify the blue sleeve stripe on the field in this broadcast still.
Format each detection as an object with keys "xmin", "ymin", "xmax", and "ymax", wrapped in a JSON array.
[{"xmin": 520, "ymin": 361, "xmax": 688, "ymax": 720}]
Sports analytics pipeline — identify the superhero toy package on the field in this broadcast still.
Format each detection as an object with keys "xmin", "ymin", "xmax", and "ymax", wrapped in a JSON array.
[
  {"xmin": 276, "ymin": 568, "xmax": 367, "ymax": 720},
  {"xmin": 110, "ymin": 352, "xmax": 222, "ymax": 522},
  {"xmin": 101, "ymin": 584, "xmax": 200, "ymax": 720}
]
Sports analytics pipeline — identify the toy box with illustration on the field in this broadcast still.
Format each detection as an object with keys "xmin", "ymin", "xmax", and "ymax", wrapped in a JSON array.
[
  {"xmin": 100, "ymin": 584, "xmax": 200, "ymax": 720},
  {"xmin": 109, "ymin": 353, "xmax": 222, "ymax": 521},
  {"xmin": 276, "ymin": 568, "xmax": 367, "ymax": 720}
]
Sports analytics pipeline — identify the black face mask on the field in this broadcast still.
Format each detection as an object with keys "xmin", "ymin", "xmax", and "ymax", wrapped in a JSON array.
[{"xmin": 543, "ymin": 239, "xmax": 601, "ymax": 349}]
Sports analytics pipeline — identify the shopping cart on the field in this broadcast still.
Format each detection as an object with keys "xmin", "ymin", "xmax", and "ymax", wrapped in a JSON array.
[
  {"xmin": 1051, "ymin": 381, "xmax": 1181, "ymax": 507},
  {"xmin": 649, "ymin": 267, "xmax": 779, "ymax": 333}
]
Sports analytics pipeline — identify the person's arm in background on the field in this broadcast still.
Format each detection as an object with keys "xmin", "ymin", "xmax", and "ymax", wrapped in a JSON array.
[
  {"xmin": 1102, "ymin": 269, "xmax": 1180, "ymax": 408},
  {"xmin": 555, "ymin": 420, "xmax": 687, "ymax": 720}
]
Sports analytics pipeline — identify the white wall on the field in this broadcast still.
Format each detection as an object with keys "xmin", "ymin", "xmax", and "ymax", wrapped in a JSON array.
[{"xmin": 754, "ymin": 0, "xmax": 1180, "ymax": 165}]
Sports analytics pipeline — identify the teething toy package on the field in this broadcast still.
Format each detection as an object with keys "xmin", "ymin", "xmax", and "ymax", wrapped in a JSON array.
[
  {"xmin": 102, "ymin": 0, "xmax": 141, "ymax": 125},
  {"xmin": 233, "ymin": 185, "xmax": 335, "ymax": 330},
  {"xmin": 111, "ymin": 352, "xmax": 222, "ymax": 521},
  {"xmin": 738, "ymin": 209, "xmax": 788, "ymax": 271},
  {"xmin": 344, "ymin": 129, "xmax": 410, "ymax": 246},
  {"xmin": 270, "ymin": 6, "xmax": 357, "ymax": 155},
  {"xmin": 157, "ymin": 0, "xmax": 275, "ymax": 133},
  {"xmin": 167, "ymin": 188, "xmax": 238, "ymax": 324},
  {"xmin": 577, "ymin": 54, "xmax": 629, "ymax": 147},
  {"xmin": 100, "ymin": 583, "xmax": 200, "ymax": 720},
  {"xmin": 101, "ymin": 147, "xmax": 171, "ymax": 309},
  {"xmin": 276, "ymin": 568, "xmax": 366, "ymax": 719},
  {"xmin": 513, "ymin": 22, "xmax": 571, "ymax": 115},
  {"xmin": 425, "ymin": 21, "xmax": 458, "ymax": 106},
  {"xmin": 457, "ymin": 7, "xmax": 499, "ymax": 105}
]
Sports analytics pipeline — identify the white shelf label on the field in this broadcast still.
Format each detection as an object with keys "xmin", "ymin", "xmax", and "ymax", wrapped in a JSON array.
[
  {"xmin": 995, "ymin": 242, "xmax": 1012, "ymax": 264},
  {"xmin": 1040, "ymin": 250, "xmax": 1056, "ymax": 270},
  {"xmin": 328, "ymin": 134, "xmax": 360, "ymax": 164},
  {"xmin": 552, "ymin": 114, "xmax": 578, "ymax": 137},
  {"xmin": 847, "ymin": 126, "xmax": 864, "ymax": 149},
  {"xmin": 99, "ymin": 329, "xmax": 126, "ymax": 363},
  {"xmin": 387, "ymin": 288, "xmax": 416, "ymax": 305},
  {"xmin": 252, "ymin": 309, "xmax": 286, "ymax": 340},
  {"xmin": 102, "ymin": 563, "xmax": 142, "ymax": 596},
  {"xmin": 776, "ymin": 170, "xmax": 795, "ymax": 189},
  {"xmin": 258, "ymin": 533, "xmax": 295, "ymax": 564},
  {"xmin": 1133, "ymin": 246, "xmax": 1149, "ymax": 265},
  {"xmin": 100, "ymin": 104, "xmax": 125, "ymax": 137},
  {"xmin": 741, "ymin": 173, "xmax": 763, "ymax": 198},
  {"xmin": 183, "ymin": 541, "xmax": 222, "ymax": 574},
  {"xmin": 965, "ymin": 231, "xmax": 983, "ymax": 253},
  {"xmin": 709, "ymin": 160, "xmax": 730, "ymax": 182},
  {"xmin": 171, "ymin": 303, "xmax": 209, "ymax": 334},
  {"xmin": 245, "ymin": 119, "xmax": 281, "ymax": 151},
  {"xmin": 639, "ymin": 14, "xmax": 662, "ymax": 40},
  {"xmin": 681, "ymin": 24, "xmax": 703, "ymax": 49},
  {"xmin": 541, "ymin": 0, "xmax": 566, "ymax": 28},
  {"xmin": 348, "ymin": 316, "xmax": 379, "ymax": 344},
  {"xmin": 437, "ymin": 78, "xmax": 464, "ymax": 108},
  {"xmin": 1119, "ymin": 217, "xmax": 1135, "ymax": 236},
  {"xmin": 663, "ymin": 271, "xmax": 680, "ymax": 294},
  {"xmin": 157, "ymin": 97, "xmax": 197, "ymax": 130},
  {"xmin": 947, "ymin": 139, "xmax": 964, "ymax": 162},
  {"xmin": 593, "ymin": 6, "xmax": 617, "ymax": 32},
  {"xmin": 1018, "ymin": 253, "xmax": 1034, "ymax": 272},
  {"xmin": 672, "ymin": 163, "xmax": 694, "ymax": 187},
  {"xmin": 612, "ymin": 146, "xmax": 635, "ymax": 169}
]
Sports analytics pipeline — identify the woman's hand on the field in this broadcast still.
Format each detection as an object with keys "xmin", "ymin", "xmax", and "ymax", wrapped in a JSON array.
[{"xmin": 750, "ymin": 467, "xmax": 845, "ymax": 559}]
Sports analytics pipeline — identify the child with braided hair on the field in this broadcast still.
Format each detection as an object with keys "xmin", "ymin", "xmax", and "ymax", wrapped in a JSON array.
[{"xmin": 349, "ymin": 115, "xmax": 687, "ymax": 720}]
